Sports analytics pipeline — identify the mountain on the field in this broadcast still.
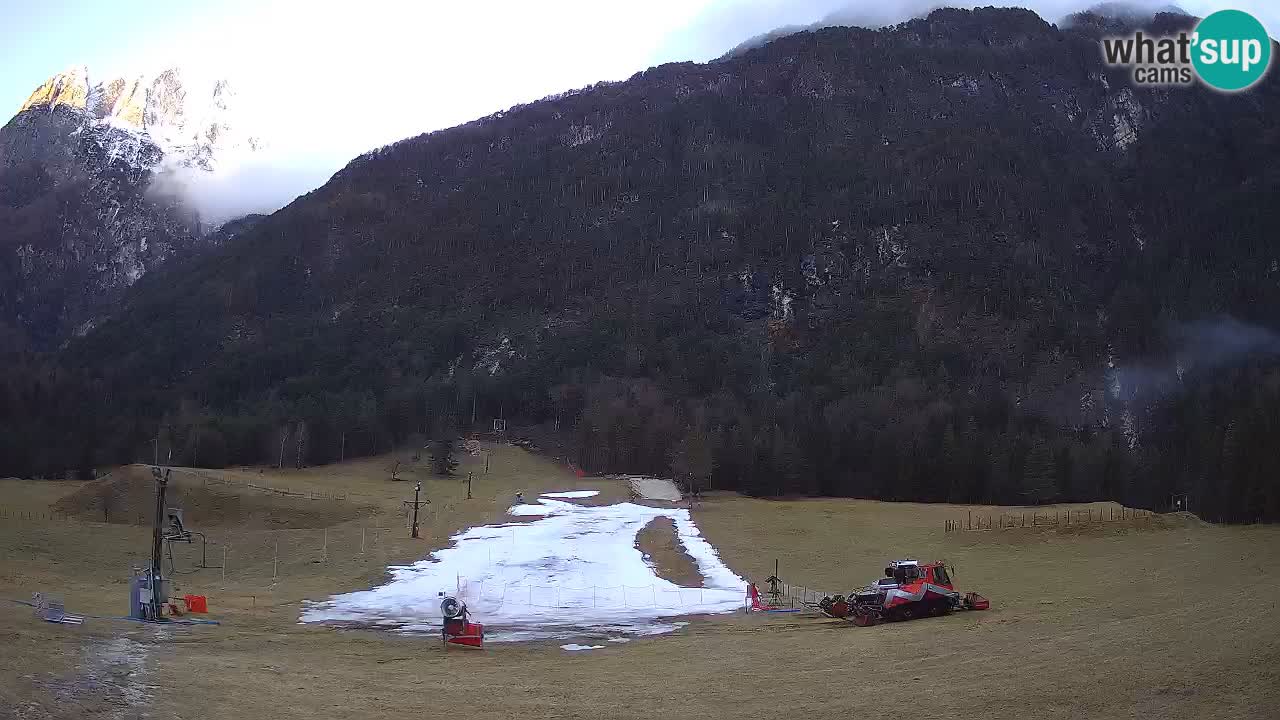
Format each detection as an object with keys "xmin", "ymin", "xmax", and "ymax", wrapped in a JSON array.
[
  {"xmin": 719, "ymin": 1, "xmax": 1191, "ymax": 57},
  {"xmin": 0, "ymin": 66, "xmax": 263, "ymax": 349},
  {"xmin": 5, "ymin": 8, "xmax": 1280, "ymax": 521}
]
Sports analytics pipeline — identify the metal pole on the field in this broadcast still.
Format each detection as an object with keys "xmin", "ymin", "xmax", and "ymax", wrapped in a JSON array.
[
  {"xmin": 150, "ymin": 467, "xmax": 169, "ymax": 620},
  {"xmin": 467, "ymin": 473, "xmax": 473, "ymax": 499},
  {"xmin": 411, "ymin": 482, "xmax": 421, "ymax": 538}
]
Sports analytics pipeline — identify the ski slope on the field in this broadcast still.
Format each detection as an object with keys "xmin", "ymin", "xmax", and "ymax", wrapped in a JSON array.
[{"xmin": 300, "ymin": 495, "xmax": 746, "ymax": 641}]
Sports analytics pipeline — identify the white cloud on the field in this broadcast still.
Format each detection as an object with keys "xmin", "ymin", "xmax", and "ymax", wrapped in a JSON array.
[
  {"xmin": 85, "ymin": 0, "xmax": 711, "ymax": 221},
  {"xmin": 125, "ymin": 1, "xmax": 709, "ymax": 175}
]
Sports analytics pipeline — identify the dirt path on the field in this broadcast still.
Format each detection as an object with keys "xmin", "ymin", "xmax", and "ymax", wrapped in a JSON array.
[{"xmin": 635, "ymin": 517, "xmax": 703, "ymax": 586}]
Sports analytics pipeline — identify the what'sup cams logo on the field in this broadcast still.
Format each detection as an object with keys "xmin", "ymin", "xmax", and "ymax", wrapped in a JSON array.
[{"xmin": 1102, "ymin": 9, "xmax": 1273, "ymax": 91}]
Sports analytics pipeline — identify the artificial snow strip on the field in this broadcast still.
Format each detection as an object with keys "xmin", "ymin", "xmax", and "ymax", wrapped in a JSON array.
[
  {"xmin": 539, "ymin": 490, "xmax": 600, "ymax": 499},
  {"xmin": 300, "ymin": 500, "xmax": 745, "ymax": 641},
  {"xmin": 508, "ymin": 503, "xmax": 554, "ymax": 516}
]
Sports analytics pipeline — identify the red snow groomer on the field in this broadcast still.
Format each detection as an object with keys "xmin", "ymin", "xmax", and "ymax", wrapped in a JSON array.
[{"xmin": 818, "ymin": 560, "xmax": 989, "ymax": 626}]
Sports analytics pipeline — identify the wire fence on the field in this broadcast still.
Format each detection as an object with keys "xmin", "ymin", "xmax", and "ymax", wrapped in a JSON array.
[
  {"xmin": 0, "ymin": 509, "xmax": 828, "ymax": 610},
  {"xmin": 175, "ymin": 526, "xmax": 415, "ymax": 584},
  {"xmin": 742, "ymin": 579, "xmax": 843, "ymax": 609},
  {"xmin": 945, "ymin": 506, "xmax": 1155, "ymax": 532},
  {"xmin": 453, "ymin": 579, "xmax": 740, "ymax": 611},
  {"xmin": 172, "ymin": 467, "xmax": 349, "ymax": 501},
  {"xmin": 0, "ymin": 508, "xmax": 80, "ymax": 523},
  {"xmin": 0, "ymin": 513, "xmax": 741, "ymax": 607},
  {"xmin": 1, "ymin": 508, "xmax": 863, "ymax": 620},
  {"xmin": 0, "ymin": 511, "xmax": 405, "ymax": 584}
]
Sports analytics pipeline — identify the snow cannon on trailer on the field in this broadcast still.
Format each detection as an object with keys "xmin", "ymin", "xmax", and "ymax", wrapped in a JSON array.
[
  {"xmin": 440, "ymin": 594, "xmax": 484, "ymax": 648},
  {"xmin": 816, "ymin": 560, "xmax": 989, "ymax": 626}
]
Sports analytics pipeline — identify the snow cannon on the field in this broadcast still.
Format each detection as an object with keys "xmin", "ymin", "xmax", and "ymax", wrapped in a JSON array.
[{"xmin": 440, "ymin": 594, "xmax": 484, "ymax": 648}]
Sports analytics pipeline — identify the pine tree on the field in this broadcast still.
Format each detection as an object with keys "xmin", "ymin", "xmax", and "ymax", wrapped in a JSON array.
[
  {"xmin": 940, "ymin": 425, "xmax": 962, "ymax": 501},
  {"xmin": 1021, "ymin": 437, "xmax": 1056, "ymax": 504},
  {"xmin": 430, "ymin": 437, "xmax": 459, "ymax": 476},
  {"xmin": 671, "ymin": 425, "xmax": 714, "ymax": 495}
]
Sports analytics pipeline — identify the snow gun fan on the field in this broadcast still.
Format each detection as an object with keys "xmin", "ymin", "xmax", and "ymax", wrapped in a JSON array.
[
  {"xmin": 440, "ymin": 593, "xmax": 484, "ymax": 648},
  {"xmin": 815, "ymin": 560, "xmax": 989, "ymax": 626}
]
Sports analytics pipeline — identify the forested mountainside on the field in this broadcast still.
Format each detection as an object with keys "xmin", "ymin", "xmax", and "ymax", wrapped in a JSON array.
[{"xmin": 4, "ymin": 8, "xmax": 1279, "ymax": 522}]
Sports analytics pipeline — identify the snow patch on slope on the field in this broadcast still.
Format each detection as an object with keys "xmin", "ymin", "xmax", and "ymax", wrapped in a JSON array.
[
  {"xmin": 540, "ymin": 490, "xmax": 599, "ymax": 499},
  {"xmin": 509, "ymin": 503, "xmax": 555, "ymax": 516},
  {"xmin": 300, "ymin": 501, "xmax": 745, "ymax": 641}
]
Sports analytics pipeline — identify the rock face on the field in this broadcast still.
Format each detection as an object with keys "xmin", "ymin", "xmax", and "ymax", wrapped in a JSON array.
[{"xmin": 0, "ymin": 66, "xmax": 264, "ymax": 348}]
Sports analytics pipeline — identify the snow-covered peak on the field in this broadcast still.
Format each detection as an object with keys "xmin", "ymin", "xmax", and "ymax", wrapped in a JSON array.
[{"xmin": 16, "ymin": 65, "xmax": 265, "ymax": 173}]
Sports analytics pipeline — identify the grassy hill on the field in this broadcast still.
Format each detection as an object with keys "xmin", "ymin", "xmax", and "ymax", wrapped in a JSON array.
[{"xmin": 1, "ymin": 444, "xmax": 1277, "ymax": 718}]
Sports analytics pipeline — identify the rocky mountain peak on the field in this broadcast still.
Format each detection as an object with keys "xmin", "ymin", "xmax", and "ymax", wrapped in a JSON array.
[
  {"xmin": 13, "ymin": 66, "xmax": 263, "ymax": 173},
  {"xmin": 2, "ymin": 65, "xmax": 271, "ymax": 349},
  {"xmin": 19, "ymin": 66, "xmax": 92, "ymax": 114}
]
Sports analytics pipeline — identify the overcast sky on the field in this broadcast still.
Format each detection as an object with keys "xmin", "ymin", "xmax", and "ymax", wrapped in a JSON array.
[{"xmin": 2, "ymin": 0, "xmax": 1277, "ymax": 219}]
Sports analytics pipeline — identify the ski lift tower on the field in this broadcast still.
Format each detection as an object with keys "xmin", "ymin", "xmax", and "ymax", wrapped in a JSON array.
[{"xmin": 130, "ymin": 466, "xmax": 172, "ymax": 621}]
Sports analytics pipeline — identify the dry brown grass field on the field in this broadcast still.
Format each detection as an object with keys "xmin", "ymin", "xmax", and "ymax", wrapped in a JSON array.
[{"xmin": 2, "ymin": 442, "xmax": 1278, "ymax": 719}]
